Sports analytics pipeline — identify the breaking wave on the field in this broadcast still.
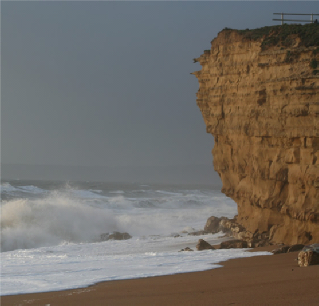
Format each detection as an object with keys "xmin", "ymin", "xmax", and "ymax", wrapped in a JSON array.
[
  {"xmin": 1, "ymin": 193, "xmax": 117, "ymax": 252},
  {"xmin": 1, "ymin": 183, "xmax": 237, "ymax": 252}
]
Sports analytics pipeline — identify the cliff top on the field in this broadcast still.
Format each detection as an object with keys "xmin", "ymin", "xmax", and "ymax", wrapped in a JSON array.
[{"xmin": 218, "ymin": 23, "xmax": 319, "ymax": 50}]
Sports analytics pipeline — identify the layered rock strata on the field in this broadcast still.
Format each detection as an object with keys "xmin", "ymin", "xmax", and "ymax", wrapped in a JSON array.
[
  {"xmin": 193, "ymin": 26, "xmax": 319, "ymax": 245},
  {"xmin": 298, "ymin": 243, "xmax": 319, "ymax": 266}
]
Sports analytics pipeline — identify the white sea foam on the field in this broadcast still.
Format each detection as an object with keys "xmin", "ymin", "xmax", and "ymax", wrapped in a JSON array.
[
  {"xmin": 1, "ymin": 183, "xmax": 19, "ymax": 193},
  {"xmin": 70, "ymin": 189, "xmax": 107, "ymax": 199},
  {"xmin": 0, "ymin": 234, "xmax": 272, "ymax": 295},
  {"xmin": 17, "ymin": 185, "xmax": 47, "ymax": 194}
]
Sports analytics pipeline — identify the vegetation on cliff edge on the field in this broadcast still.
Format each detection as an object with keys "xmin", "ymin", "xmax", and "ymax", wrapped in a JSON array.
[{"xmin": 223, "ymin": 23, "xmax": 319, "ymax": 50}]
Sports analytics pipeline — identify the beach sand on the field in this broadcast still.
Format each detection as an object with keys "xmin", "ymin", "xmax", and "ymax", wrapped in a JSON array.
[{"xmin": 2, "ymin": 246, "xmax": 319, "ymax": 306}]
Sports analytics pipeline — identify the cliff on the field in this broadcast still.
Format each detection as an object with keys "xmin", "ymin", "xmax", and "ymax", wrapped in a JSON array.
[{"xmin": 193, "ymin": 24, "xmax": 319, "ymax": 245}]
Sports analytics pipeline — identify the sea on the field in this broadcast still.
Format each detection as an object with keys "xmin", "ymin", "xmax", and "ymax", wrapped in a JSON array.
[{"xmin": 1, "ymin": 180, "xmax": 271, "ymax": 295}]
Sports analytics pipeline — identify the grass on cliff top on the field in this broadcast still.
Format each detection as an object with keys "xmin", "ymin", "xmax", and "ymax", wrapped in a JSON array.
[{"xmin": 222, "ymin": 23, "xmax": 319, "ymax": 50}]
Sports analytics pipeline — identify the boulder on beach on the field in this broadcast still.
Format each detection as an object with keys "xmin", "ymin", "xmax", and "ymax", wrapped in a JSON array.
[
  {"xmin": 272, "ymin": 244, "xmax": 305, "ymax": 255},
  {"xmin": 196, "ymin": 239, "xmax": 215, "ymax": 251},
  {"xmin": 298, "ymin": 244, "xmax": 319, "ymax": 267},
  {"xmin": 272, "ymin": 245, "xmax": 290, "ymax": 255},
  {"xmin": 288, "ymin": 244, "xmax": 305, "ymax": 253}
]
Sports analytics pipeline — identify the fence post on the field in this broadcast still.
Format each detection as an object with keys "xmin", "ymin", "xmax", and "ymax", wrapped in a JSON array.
[
  {"xmin": 311, "ymin": 13, "xmax": 313, "ymax": 23},
  {"xmin": 282, "ymin": 13, "xmax": 284, "ymax": 25}
]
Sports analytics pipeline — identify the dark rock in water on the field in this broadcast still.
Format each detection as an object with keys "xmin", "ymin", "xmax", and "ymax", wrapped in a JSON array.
[
  {"xmin": 196, "ymin": 239, "xmax": 215, "ymax": 251},
  {"xmin": 188, "ymin": 230, "xmax": 209, "ymax": 236},
  {"xmin": 288, "ymin": 244, "xmax": 305, "ymax": 253},
  {"xmin": 204, "ymin": 216, "xmax": 221, "ymax": 233},
  {"xmin": 220, "ymin": 239, "xmax": 248, "ymax": 249},
  {"xmin": 109, "ymin": 232, "xmax": 132, "ymax": 240},
  {"xmin": 100, "ymin": 231, "xmax": 132, "ymax": 241},
  {"xmin": 179, "ymin": 247, "xmax": 194, "ymax": 252},
  {"xmin": 298, "ymin": 243, "xmax": 319, "ymax": 267},
  {"xmin": 272, "ymin": 245, "xmax": 290, "ymax": 255}
]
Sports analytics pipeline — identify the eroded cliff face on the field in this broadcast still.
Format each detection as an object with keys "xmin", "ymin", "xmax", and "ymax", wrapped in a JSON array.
[{"xmin": 193, "ymin": 27, "xmax": 319, "ymax": 245}]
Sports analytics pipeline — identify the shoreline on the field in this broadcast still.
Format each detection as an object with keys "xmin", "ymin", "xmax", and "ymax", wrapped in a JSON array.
[{"xmin": 2, "ymin": 245, "xmax": 319, "ymax": 305}]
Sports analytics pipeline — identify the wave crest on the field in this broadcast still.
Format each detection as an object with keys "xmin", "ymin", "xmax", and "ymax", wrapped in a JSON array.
[{"xmin": 1, "ymin": 193, "xmax": 117, "ymax": 252}]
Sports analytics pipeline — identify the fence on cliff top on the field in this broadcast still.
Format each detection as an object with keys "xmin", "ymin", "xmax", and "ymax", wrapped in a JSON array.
[{"xmin": 273, "ymin": 13, "xmax": 319, "ymax": 25}]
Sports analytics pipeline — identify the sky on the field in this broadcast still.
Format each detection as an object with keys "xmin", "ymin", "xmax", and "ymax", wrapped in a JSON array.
[{"xmin": 1, "ymin": 1, "xmax": 318, "ymax": 183}]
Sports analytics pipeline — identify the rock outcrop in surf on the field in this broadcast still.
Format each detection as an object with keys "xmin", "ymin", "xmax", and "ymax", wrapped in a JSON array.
[{"xmin": 193, "ymin": 24, "xmax": 319, "ymax": 245}]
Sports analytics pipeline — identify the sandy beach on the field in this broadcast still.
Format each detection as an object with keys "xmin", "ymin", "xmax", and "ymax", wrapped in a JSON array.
[{"xmin": 2, "ymin": 246, "xmax": 319, "ymax": 306}]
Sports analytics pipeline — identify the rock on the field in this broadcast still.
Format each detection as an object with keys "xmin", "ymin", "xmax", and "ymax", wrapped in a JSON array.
[
  {"xmin": 272, "ymin": 245, "xmax": 290, "ymax": 255},
  {"xmin": 192, "ymin": 26, "xmax": 319, "ymax": 245},
  {"xmin": 204, "ymin": 216, "xmax": 221, "ymax": 233},
  {"xmin": 196, "ymin": 239, "xmax": 215, "ymax": 251},
  {"xmin": 288, "ymin": 244, "xmax": 305, "ymax": 253},
  {"xmin": 109, "ymin": 232, "xmax": 132, "ymax": 240},
  {"xmin": 298, "ymin": 244, "xmax": 319, "ymax": 267},
  {"xmin": 100, "ymin": 231, "xmax": 132, "ymax": 241},
  {"xmin": 272, "ymin": 243, "xmax": 306, "ymax": 255},
  {"xmin": 218, "ymin": 217, "xmax": 235, "ymax": 234},
  {"xmin": 220, "ymin": 239, "xmax": 248, "ymax": 249},
  {"xmin": 179, "ymin": 247, "xmax": 194, "ymax": 252},
  {"xmin": 256, "ymin": 239, "xmax": 271, "ymax": 247}
]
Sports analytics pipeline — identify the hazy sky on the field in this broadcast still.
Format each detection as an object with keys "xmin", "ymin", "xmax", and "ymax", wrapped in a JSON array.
[{"xmin": 2, "ymin": 1, "xmax": 318, "ymax": 175}]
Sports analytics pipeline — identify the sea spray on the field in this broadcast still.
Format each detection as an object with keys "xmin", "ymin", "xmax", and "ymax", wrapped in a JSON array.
[
  {"xmin": 1, "ymin": 192, "xmax": 117, "ymax": 252},
  {"xmin": 1, "ymin": 181, "xmax": 237, "ymax": 252}
]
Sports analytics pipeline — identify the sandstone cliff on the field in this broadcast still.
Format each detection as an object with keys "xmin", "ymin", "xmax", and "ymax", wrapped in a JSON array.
[{"xmin": 193, "ymin": 24, "xmax": 319, "ymax": 245}]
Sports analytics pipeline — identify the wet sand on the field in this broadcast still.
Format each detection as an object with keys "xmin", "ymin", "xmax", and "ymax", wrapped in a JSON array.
[{"xmin": 2, "ymin": 246, "xmax": 319, "ymax": 306}]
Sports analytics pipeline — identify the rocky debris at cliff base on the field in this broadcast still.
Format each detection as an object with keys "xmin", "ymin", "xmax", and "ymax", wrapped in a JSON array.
[
  {"xmin": 298, "ymin": 243, "xmax": 319, "ymax": 267},
  {"xmin": 204, "ymin": 215, "xmax": 272, "ymax": 248},
  {"xmin": 100, "ymin": 232, "xmax": 132, "ymax": 241},
  {"xmin": 196, "ymin": 239, "xmax": 215, "ymax": 251},
  {"xmin": 288, "ymin": 244, "xmax": 305, "ymax": 253},
  {"xmin": 220, "ymin": 240, "xmax": 248, "ymax": 249},
  {"xmin": 204, "ymin": 216, "xmax": 223, "ymax": 233},
  {"xmin": 272, "ymin": 245, "xmax": 290, "ymax": 254},
  {"xmin": 272, "ymin": 244, "xmax": 305, "ymax": 254}
]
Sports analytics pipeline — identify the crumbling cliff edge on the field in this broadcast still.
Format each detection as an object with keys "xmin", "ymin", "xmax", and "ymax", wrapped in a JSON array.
[{"xmin": 192, "ymin": 24, "xmax": 319, "ymax": 245}]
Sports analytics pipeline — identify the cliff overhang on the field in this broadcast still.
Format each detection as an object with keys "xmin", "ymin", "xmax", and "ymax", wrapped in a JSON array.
[{"xmin": 193, "ymin": 23, "xmax": 319, "ymax": 245}]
